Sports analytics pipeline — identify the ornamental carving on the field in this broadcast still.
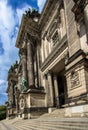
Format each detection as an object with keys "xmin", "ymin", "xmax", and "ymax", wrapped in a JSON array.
[
  {"xmin": 20, "ymin": 98, "xmax": 25, "ymax": 109},
  {"xmin": 72, "ymin": 0, "xmax": 88, "ymax": 22},
  {"xmin": 46, "ymin": 17, "xmax": 60, "ymax": 40},
  {"xmin": 70, "ymin": 71, "xmax": 80, "ymax": 88},
  {"xmin": 8, "ymin": 61, "xmax": 18, "ymax": 73},
  {"xmin": 73, "ymin": 0, "xmax": 88, "ymax": 8}
]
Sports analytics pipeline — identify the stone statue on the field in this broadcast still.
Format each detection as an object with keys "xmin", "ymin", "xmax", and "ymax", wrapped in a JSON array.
[
  {"xmin": 21, "ymin": 77, "xmax": 28, "ymax": 92},
  {"xmin": 25, "ymin": 8, "xmax": 40, "ymax": 19},
  {"xmin": 8, "ymin": 99, "xmax": 12, "ymax": 107}
]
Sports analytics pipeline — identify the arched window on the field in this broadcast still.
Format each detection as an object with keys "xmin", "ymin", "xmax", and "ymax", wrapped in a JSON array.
[{"xmin": 52, "ymin": 31, "xmax": 60, "ymax": 46}]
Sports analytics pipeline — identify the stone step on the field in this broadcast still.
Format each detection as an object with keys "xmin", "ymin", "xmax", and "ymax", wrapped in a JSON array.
[
  {"xmin": 13, "ymin": 125, "xmax": 37, "ymax": 130},
  {"xmin": 12, "ymin": 119, "xmax": 88, "ymax": 130},
  {"xmin": 38, "ymin": 117, "xmax": 88, "ymax": 123},
  {"xmin": 13, "ymin": 119, "xmax": 88, "ymax": 127},
  {"xmin": 2, "ymin": 117, "xmax": 88, "ymax": 130},
  {"xmin": 41, "ymin": 108, "xmax": 65, "ymax": 118},
  {"xmin": 13, "ymin": 122, "xmax": 88, "ymax": 130}
]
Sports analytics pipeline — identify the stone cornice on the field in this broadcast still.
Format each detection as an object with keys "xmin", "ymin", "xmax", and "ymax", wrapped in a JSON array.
[
  {"xmin": 16, "ymin": 14, "xmax": 40, "ymax": 48},
  {"xmin": 39, "ymin": 0, "xmax": 59, "ymax": 29},
  {"xmin": 15, "ymin": 14, "xmax": 26, "ymax": 48},
  {"xmin": 38, "ymin": 0, "xmax": 52, "ymax": 24}
]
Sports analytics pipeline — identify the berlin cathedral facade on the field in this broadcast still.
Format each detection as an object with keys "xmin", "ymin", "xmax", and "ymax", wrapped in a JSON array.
[{"xmin": 6, "ymin": 0, "xmax": 88, "ymax": 119}]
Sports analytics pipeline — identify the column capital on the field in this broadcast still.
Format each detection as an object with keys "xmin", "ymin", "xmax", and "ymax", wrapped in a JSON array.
[
  {"xmin": 43, "ymin": 70, "xmax": 53, "ymax": 77},
  {"xmin": 26, "ymin": 31, "xmax": 40, "ymax": 44},
  {"xmin": 47, "ymin": 70, "xmax": 53, "ymax": 75},
  {"xmin": 26, "ymin": 33, "xmax": 32, "ymax": 40},
  {"xmin": 59, "ymin": 0, "xmax": 64, "ymax": 9},
  {"xmin": 53, "ymin": 74, "xmax": 57, "ymax": 78},
  {"xmin": 19, "ymin": 48, "xmax": 27, "ymax": 56},
  {"xmin": 73, "ymin": 0, "xmax": 88, "ymax": 6},
  {"xmin": 72, "ymin": 0, "xmax": 88, "ymax": 11},
  {"xmin": 85, "ymin": 0, "xmax": 88, "ymax": 7}
]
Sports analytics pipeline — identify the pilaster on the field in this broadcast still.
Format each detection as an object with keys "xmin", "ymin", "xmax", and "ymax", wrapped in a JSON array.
[
  {"xmin": 84, "ymin": 1, "xmax": 88, "ymax": 38},
  {"xmin": 19, "ymin": 48, "xmax": 27, "ymax": 79},
  {"xmin": 27, "ymin": 34, "xmax": 35, "ymax": 87},
  {"xmin": 64, "ymin": 0, "xmax": 81, "ymax": 57},
  {"xmin": 53, "ymin": 74, "xmax": 59, "ymax": 107},
  {"xmin": 71, "ymin": 0, "xmax": 88, "ymax": 49},
  {"xmin": 60, "ymin": 2, "xmax": 66, "ymax": 37},
  {"xmin": 47, "ymin": 72, "xmax": 54, "ymax": 107}
]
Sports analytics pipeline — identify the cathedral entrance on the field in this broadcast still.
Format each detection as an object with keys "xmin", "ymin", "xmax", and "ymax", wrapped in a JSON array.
[{"xmin": 51, "ymin": 59, "xmax": 67, "ymax": 108}]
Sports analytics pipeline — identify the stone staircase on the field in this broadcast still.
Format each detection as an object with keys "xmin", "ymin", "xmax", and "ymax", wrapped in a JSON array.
[
  {"xmin": 1, "ymin": 109, "xmax": 88, "ymax": 130},
  {"xmin": 2, "ymin": 117, "xmax": 88, "ymax": 130},
  {"xmin": 41, "ymin": 108, "xmax": 65, "ymax": 118},
  {"xmin": 1, "ymin": 117, "xmax": 88, "ymax": 130}
]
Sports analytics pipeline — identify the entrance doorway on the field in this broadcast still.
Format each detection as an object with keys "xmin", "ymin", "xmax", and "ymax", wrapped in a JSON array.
[
  {"xmin": 57, "ymin": 73, "xmax": 66, "ymax": 107},
  {"xmin": 51, "ymin": 58, "xmax": 67, "ymax": 108}
]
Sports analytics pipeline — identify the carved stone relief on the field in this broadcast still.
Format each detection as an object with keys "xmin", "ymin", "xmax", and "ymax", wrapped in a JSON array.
[
  {"xmin": 20, "ymin": 98, "xmax": 25, "ymax": 109},
  {"xmin": 70, "ymin": 70, "xmax": 80, "ymax": 89}
]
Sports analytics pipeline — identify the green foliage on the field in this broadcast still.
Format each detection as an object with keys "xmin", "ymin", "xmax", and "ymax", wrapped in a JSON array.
[{"xmin": 0, "ymin": 105, "xmax": 6, "ymax": 120}]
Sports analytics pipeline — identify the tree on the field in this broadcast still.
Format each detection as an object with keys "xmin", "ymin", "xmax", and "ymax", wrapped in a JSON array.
[{"xmin": 0, "ymin": 105, "xmax": 6, "ymax": 120}]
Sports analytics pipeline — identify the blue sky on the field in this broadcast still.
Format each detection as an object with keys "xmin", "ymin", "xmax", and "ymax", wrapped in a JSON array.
[{"xmin": 0, "ymin": 0, "xmax": 46, "ymax": 105}]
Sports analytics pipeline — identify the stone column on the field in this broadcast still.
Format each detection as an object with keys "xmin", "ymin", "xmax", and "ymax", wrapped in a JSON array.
[
  {"xmin": 84, "ymin": 2, "xmax": 88, "ymax": 38},
  {"xmin": 44, "ymin": 38, "xmax": 48, "ymax": 58},
  {"xmin": 15, "ymin": 90, "xmax": 20, "ymax": 114},
  {"xmin": 47, "ymin": 72, "xmax": 54, "ymax": 107},
  {"xmin": 21, "ymin": 49, "xmax": 27, "ymax": 79},
  {"xmin": 60, "ymin": 5, "xmax": 66, "ymax": 36},
  {"xmin": 41, "ymin": 39, "xmax": 44, "ymax": 62},
  {"xmin": 27, "ymin": 37, "xmax": 34, "ymax": 87},
  {"xmin": 43, "ymin": 39, "xmax": 46, "ymax": 60},
  {"xmin": 53, "ymin": 75, "xmax": 59, "ymax": 107},
  {"xmin": 36, "ymin": 46, "xmax": 39, "ymax": 87},
  {"xmin": 43, "ymin": 74, "xmax": 48, "ymax": 107}
]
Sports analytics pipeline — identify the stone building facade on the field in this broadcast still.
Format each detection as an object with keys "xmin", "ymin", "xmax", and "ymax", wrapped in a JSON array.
[
  {"xmin": 6, "ymin": 61, "xmax": 19, "ymax": 118},
  {"xmin": 7, "ymin": 0, "xmax": 88, "ymax": 119}
]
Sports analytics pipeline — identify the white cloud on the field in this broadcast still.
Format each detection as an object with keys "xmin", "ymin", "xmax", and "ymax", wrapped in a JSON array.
[
  {"xmin": 37, "ymin": 0, "xmax": 47, "ymax": 13},
  {"xmin": 0, "ymin": 0, "xmax": 46, "ymax": 105},
  {"xmin": 0, "ymin": 0, "xmax": 32, "ymax": 104},
  {"xmin": 0, "ymin": 0, "xmax": 18, "ymax": 64},
  {"xmin": 0, "ymin": 0, "xmax": 31, "ymax": 70},
  {"xmin": 0, "ymin": 79, "xmax": 6, "ymax": 85}
]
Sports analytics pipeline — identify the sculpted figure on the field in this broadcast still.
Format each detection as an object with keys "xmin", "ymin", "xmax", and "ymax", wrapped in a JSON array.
[
  {"xmin": 21, "ymin": 77, "xmax": 28, "ymax": 92},
  {"xmin": 8, "ymin": 99, "xmax": 12, "ymax": 107}
]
